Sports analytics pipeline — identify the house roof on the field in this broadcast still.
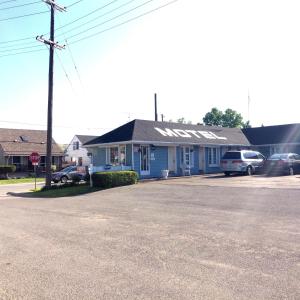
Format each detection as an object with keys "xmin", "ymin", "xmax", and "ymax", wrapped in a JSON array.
[
  {"xmin": 242, "ymin": 123, "xmax": 300, "ymax": 145},
  {"xmin": 75, "ymin": 135, "xmax": 98, "ymax": 144},
  {"xmin": 84, "ymin": 119, "xmax": 250, "ymax": 146},
  {"xmin": 0, "ymin": 128, "xmax": 63, "ymax": 156}
]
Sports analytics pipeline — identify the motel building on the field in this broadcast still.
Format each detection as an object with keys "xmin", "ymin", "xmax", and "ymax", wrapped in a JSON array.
[{"xmin": 84, "ymin": 119, "xmax": 251, "ymax": 179}]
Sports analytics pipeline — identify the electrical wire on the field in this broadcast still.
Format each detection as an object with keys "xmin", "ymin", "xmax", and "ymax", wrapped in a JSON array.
[
  {"xmin": 55, "ymin": 0, "xmax": 120, "ymax": 32},
  {"xmin": 55, "ymin": 0, "xmax": 137, "ymax": 39},
  {"xmin": 0, "ymin": 0, "xmax": 42, "ymax": 11},
  {"xmin": 55, "ymin": 50, "xmax": 76, "ymax": 92},
  {"xmin": 68, "ymin": 0, "xmax": 179, "ymax": 45},
  {"xmin": 0, "ymin": 0, "xmax": 120, "ymax": 47},
  {"xmin": 0, "ymin": 47, "xmax": 46, "ymax": 58},
  {"xmin": 0, "ymin": 44, "xmax": 44, "ymax": 53},
  {"xmin": 0, "ymin": 0, "xmax": 17, "ymax": 6},
  {"xmin": 67, "ymin": 0, "xmax": 84, "ymax": 8},
  {"xmin": 0, "ymin": 10, "xmax": 48, "ymax": 22},
  {"xmin": 56, "ymin": 14, "xmax": 84, "ymax": 87},
  {"xmin": 63, "ymin": 0, "xmax": 156, "ymax": 41}
]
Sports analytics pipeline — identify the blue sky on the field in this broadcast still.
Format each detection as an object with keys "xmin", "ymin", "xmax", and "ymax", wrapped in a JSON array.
[{"xmin": 1, "ymin": 0, "xmax": 300, "ymax": 144}]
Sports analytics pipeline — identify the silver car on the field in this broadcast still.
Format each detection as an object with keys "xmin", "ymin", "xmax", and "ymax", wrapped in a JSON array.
[{"xmin": 220, "ymin": 150, "xmax": 265, "ymax": 176}]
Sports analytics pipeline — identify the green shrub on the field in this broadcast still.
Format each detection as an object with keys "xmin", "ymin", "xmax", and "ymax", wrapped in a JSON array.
[
  {"xmin": 0, "ymin": 165, "xmax": 16, "ymax": 179},
  {"xmin": 0, "ymin": 165, "xmax": 16, "ymax": 174},
  {"xmin": 91, "ymin": 171, "xmax": 138, "ymax": 188}
]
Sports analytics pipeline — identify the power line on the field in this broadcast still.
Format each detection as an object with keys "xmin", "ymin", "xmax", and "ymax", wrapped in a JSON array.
[
  {"xmin": 0, "ymin": 0, "xmax": 120, "ymax": 45},
  {"xmin": 0, "ymin": 0, "xmax": 17, "ymax": 6},
  {"xmin": 0, "ymin": 0, "xmax": 42, "ymax": 11},
  {"xmin": 69, "ymin": 0, "xmax": 179, "ymax": 45},
  {"xmin": 55, "ymin": 0, "xmax": 137, "ymax": 39},
  {"xmin": 0, "ymin": 43, "xmax": 44, "ymax": 53},
  {"xmin": 55, "ymin": 0, "xmax": 120, "ymax": 32},
  {"xmin": 64, "ymin": 0, "xmax": 157, "ymax": 41},
  {"xmin": 0, "ymin": 10, "xmax": 49, "ymax": 22},
  {"xmin": 0, "ymin": 47, "xmax": 46, "ymax": 58},
  {"xmin": 0, "ymin": 35, "xmax": 36, "ymax": 45},
  {"xmin": 55, "ymin": 50, "xmax": 75, "ymax": 91},
  {"xmin": 0, "ymin": 0, "xmax": 120, "ymax": 47},
  {"xmin": 67, "ymin": 0, "xmax": 84, "ymax": 8}
]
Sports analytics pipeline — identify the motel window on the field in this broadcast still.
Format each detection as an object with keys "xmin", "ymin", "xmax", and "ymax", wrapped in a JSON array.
[
  {"xmin": 208, "ymin": 147, "xmax": 218, "ymax": 166},
  {"xmin": 107, "ymin": 145, "xmax": 126, "ymax": 166}
]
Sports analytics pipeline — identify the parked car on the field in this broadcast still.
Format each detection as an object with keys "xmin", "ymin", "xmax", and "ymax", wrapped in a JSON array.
[
  {"xmin": 263, "ymin": 153, "xmax": 300, "ymax": 175},
  {"xmin": 51, "ymin": 166, "xmax": 87, "ymax": 183},
  {"xmin": 220, "ymin": 150, "xmax": 265, "ymax": 176}
]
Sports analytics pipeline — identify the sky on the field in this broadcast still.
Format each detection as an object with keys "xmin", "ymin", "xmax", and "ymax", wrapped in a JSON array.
[{"xmin": 1, "ymin": 0, "xmax": 300, "ymax": 145}]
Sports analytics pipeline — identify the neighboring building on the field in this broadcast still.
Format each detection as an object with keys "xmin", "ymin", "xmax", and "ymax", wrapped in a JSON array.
[
  {"xmin": 243, "ymin": 124, "xmax": 300, "ymax": 157},
  {"xmin": 0, "ymin": 128, "xmax": 63, "ymax": 171},
  {"xmin": 84, "ymin": 119, "xmax": 250, "ymax": 179},
  {"xmin": 64, "ymin": 135, "xmax": 97, "ymax": 166}
]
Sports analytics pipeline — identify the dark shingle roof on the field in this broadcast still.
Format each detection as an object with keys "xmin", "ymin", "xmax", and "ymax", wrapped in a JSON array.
[
  {"xmin": 76, "ymin": 135, "xmax": 98, "ymax": 144},
  {"xmin": 84, "ymin": 119, "xmax": 250, "ymax": 146},
  {"xmin": 243, "ymin": 124, "xmax": 300, "ymax": 145},
  {"xmin": 0, "ymin": 128, "xmax": 63, "ymax": 156}
]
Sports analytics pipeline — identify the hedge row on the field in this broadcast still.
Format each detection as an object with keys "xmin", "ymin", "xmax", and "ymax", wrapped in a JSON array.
[
  {"xmin": 91, "ymin": 171, "xmax": 138, "ymax": 188},
  {"xmin": 0, "ymin": 165, "xmax": 16, "ymax": 174}
]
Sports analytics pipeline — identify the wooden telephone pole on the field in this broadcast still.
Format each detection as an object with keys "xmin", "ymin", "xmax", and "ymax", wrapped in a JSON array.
[{"xmin": 37, "ymin": 0, "xmax": 65, "ymax": 187}]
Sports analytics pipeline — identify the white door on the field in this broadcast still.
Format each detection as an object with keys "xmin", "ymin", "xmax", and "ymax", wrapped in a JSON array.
[
  {"xmin": 199, "ymin": 147, "xmax": 205, "ymax": 172},
  {"xmin": 168, "ymin": 146, "xmax": 176, "ymax": 172},
  {"xmin": 140, "ymin": 145, "xmax": 150, "ymax": 176}
]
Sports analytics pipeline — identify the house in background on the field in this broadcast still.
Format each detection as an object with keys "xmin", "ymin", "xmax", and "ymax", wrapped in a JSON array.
[
  {"xmin": 243, "ymin": 123, "xmax": 300, "ymax": 157},
  {"xmin": 84, "ymin": 119, "xmax": 250, "ymax": 179},
  {"xmin": 64, "ymin": 135, "xmax": 97, "ymax": 166},
  {"xmin": 0, "ymin": 128, "xmax": 63, "ymax": 172}
]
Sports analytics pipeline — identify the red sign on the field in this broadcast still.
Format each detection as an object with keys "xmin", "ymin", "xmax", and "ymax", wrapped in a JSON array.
[{"xmin": 29, "ymin": 152, "xmax": 40, "ymax": 164}]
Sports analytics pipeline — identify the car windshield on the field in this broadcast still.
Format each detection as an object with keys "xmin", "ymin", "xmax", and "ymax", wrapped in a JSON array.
[
  {"xmin": 269, "ymin": 154, "xmax": 289, "ymax": 160},
  {"xmin": 61, "ymin": 166, "xmax": 76, "ymax": 172},
  {"xmin": 222, "ymin": 152, "xmax": 241, "ymax": 159}
]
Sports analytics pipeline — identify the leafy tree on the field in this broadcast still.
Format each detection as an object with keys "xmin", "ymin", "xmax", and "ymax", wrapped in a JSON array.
[
  {"xmin": 242, "ymin": 120, "xmax": 251, "ymax": 128},
  {"xmin": 203, "ymin": 107, "xmax": 246, "ymax": 128},
  {"xmin": 177, "ymin": 117, "xmax": 192, "ymax": 124},
  {"xmin": 203, "ymin": 108, "xmax": 223, "ymax": 126},
  {"xmin": 222, "ymin": 108, "xmax": 243, "ymax": 128}
]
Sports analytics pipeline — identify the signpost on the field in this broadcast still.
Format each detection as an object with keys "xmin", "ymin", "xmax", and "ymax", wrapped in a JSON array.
[{"xmin": 29, "ymin": 152, "xmax": 40, "ymax": 190}]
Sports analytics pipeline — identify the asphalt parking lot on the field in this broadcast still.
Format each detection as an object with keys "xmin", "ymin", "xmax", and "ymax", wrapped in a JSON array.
[{"xmin": 0, "ymin": 175, "xmax": 299, "ymax": 299}]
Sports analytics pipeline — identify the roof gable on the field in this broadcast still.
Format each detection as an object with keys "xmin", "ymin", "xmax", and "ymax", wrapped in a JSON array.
[
  {"xmin": 85, "ymin": 119, "xmax": 250, "ymax": 146},
  {"xmin": 243, "ymin": 124, "xmax": 300, "ymax": 145},
  {"xmin": 0, "ymin": 128, "xmax": 63, "ymax": 156},
  {"xmin": 75, "ymin": 135, "xmax": 98, "ymax": 144},
  {"xmin": 84, "ymin": 120, "xmax": 135, "ymax": 145}
]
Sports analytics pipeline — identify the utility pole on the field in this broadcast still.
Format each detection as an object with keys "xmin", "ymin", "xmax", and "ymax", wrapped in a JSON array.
[
  {"xmin": 154, "ymin": 93, "xmax": 158, "ymax": 121},
  {"xmin": 37, "ymin": 0, "xmax": 66, "ymax": 187}
]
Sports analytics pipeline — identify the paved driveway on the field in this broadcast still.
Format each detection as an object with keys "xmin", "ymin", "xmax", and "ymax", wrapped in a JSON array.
[{"xmin": 0, "ymin": 177, "xmax": 299, "ymax": 299}]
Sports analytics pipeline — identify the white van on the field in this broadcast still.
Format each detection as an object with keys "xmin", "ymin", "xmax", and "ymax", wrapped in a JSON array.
[{"xmin": 220, "ymin": 150, "xmax": 265, "ymax": 176}]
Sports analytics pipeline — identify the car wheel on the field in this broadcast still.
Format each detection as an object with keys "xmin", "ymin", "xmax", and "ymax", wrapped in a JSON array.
[
  {"xmin": 289, "ymin": 167, "xmax": 294, "ymax": 176},
  {"xmin": 61, "ymin": 176, "xmax": 68, "ymax": 183},
  {"xmin": 246, "ymin": 166, "xmax": 254, "ymax": 176},
  {"xmin": 224, "ymin": 172, "xmax": 231, "ymax": 176}
]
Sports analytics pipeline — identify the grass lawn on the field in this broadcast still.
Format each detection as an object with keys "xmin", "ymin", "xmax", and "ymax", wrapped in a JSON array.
[
  {"xmin": 0, "ymin": 178, "xmax": 45, "ymax": 185},
  {"xmin": 29, "ymin": 185, "xmax": 102, "ymax": 198}
]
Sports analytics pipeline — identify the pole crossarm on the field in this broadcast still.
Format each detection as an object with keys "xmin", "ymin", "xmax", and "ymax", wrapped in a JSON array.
[
  {"xmin": 43, "ymin": 0, "xmax": 66, "ymax": 12},
  {"xmin": 36, "ymin": 35, "xmax": 65, "ymax": 49}
]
